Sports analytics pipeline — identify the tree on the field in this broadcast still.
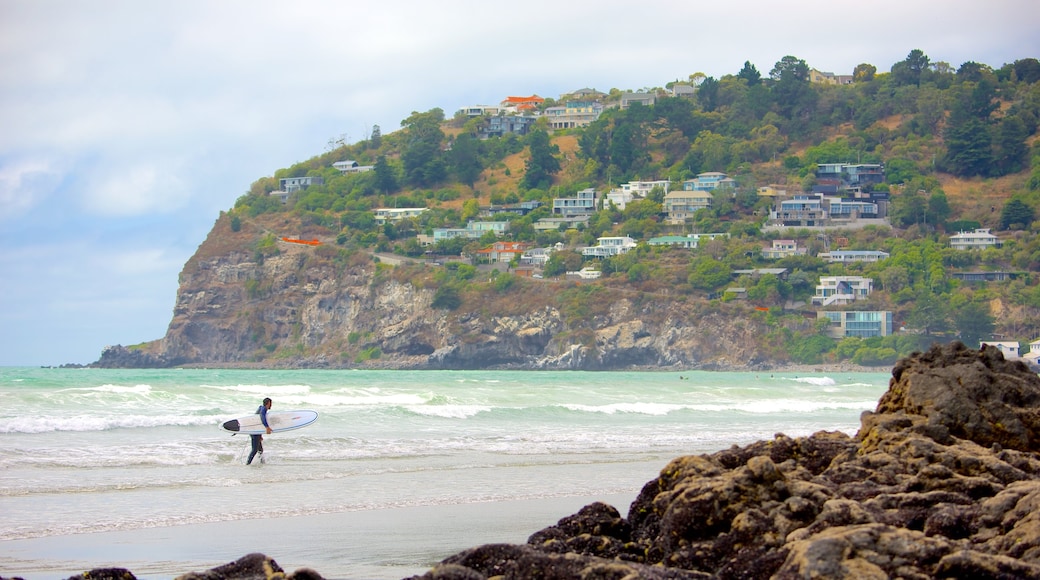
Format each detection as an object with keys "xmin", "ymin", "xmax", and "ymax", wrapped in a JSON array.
[
  {"xmin": 697, "ymin": 76, "xmax": 720, "ymax": 112},
  {"xmin": 954, "ymin": 302, "xmax": 994, "ymax": 348},
  {"xmin": 853, "ymin": 63, "xmax": 876, "ymax": 82},
  {"xmin": 1000, "ymin": 198, "xmax": 1035, "ymax": 230},
  {"xmin": 737, "ymin": 61, "xmax": 761, "ymax": 86},
  {"xmin": 892, "ymin": 49, "xmax": 930, "ymax": 86},
  {"xmin": 905, "ymin": 290, "xmax": 950, "ymax": 335},
  {"xmin": 521, "ymin": 129, "xmax": 561, "ymax": 190},
  {"xmin": 369, "ymin": 124, "xmax": 382, "ymax": 149},
  {"xmin": 450, "ymin": 133, "xmax": 483, "ymax": 187},
  {"xmin": 401, "ymin": 109, "xmax": 447, "ymax": 187},
  {"xmin": 374, "ymin": 155, "xmax": 397, "ymax": 194}
]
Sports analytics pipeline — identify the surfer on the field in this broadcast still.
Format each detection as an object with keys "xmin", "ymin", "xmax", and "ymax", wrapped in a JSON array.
[{"xmin": 246, "ymin": 398, "xmax": 273, "ymax": 465}]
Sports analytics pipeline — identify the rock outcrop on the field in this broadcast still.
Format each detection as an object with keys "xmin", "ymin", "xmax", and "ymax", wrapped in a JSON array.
[{"xmin": 409, "ymin": 342, "xmax": 1040, "ymax": 579}]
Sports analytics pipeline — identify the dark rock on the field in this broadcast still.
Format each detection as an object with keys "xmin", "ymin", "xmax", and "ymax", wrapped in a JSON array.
[{"xmin": 408, "ymin": 343, "xmax": 1040, "ymax": 579}]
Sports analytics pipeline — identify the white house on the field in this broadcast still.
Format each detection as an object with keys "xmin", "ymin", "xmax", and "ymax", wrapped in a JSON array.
[
  {"xmin": 951, "ymin": 228, "xmax": 1001, "ymax": 250},
  {"xmin": 582, "ymin": 236, "xmax": 637, "ymax": 258},
  {"xmin": 819, "ymin": 250, "xmax": 889, "ymax": 263},
  {"xmin": 812, "ymin": 276, "xmax": 874, "ymax": 306},
  {"xmin": 981, "ymin": 340, "xmax": 1020, "ymax": 358}
]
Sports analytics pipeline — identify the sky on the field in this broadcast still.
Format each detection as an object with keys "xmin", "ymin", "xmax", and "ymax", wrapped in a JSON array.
[{"xmin": 0, "ymin": 0, "xmax": 1038, "ymax": 366}]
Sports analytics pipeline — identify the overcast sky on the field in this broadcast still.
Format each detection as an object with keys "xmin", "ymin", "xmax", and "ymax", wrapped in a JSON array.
[{"xmin": 1, "ymin": 0, "xmax": 1037, "ymax": 366}]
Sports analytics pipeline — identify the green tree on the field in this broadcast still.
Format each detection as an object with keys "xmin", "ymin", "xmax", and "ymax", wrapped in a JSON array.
[
  {"xmin": 737, "ymin": 61, "xmax": 761, "ymax": 86},
  {"xmin": 450, "ymin": 133, "xmax": 483, "ymax": 187},
  {"xmin": 401, "ymin": 109, "xmax": 447, "ymax": 187},
  {"xmin": 905, "ymin": 290, "xmax": 951, "ymax": 335},
  {"xmin": 688, "ymin": 257, "xmax": 731, "ymax": 291},
  {"xmin": 953, "ymin": 301, "xmax": 994, "ymax": 347},
  {"xmin": 373, "ymin": 155, "xmax": 398, "ymax": 194},
  {"xmin": 697, "ymin": 76, "xmax": 720, "ymax": 112},
  {"xmin": 1000, "ymin": 198, "xmax": 1035, "ymax": 230},
  {"xmin": 853, "ymin": 63, "xmax": 876, "ymax": 82},
  {"xmin": 522, "ymin": 130, "xmax": 561, "ymax": 190},
  {"xmin": 369, "ymin": 124, "xmax": 382, "ymax": 149}
]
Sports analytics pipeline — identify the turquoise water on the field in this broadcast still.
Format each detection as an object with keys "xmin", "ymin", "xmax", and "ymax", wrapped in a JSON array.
[{"xmin": 0, "ymin": 367, "xmax": 890, "ymax": 577}]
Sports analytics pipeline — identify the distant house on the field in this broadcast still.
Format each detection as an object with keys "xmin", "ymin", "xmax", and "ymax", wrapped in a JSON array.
[
  {"xmin": 670, "ymin": 84, "xmax": 697, "ymax": 98},
  {"xmin": 474, "ymin": 241, "xmax": 531, "ymax": 264},
  {"xmin": 951, "ymin": 271, "xmax": 1021, "ymax": 283},
  {"xmin": 280, "ymin": 176, "xmax": 323, "ymax": 194},
  {"xmin": 809, "ymin": 69, "xmax": 854, "ymax": 85},
  {"xmin": 648, "ymin": 233, "xmax": 727, "ymax": 249},
  {"xmin": 561, "ymin": 88, "xmax": 606, "ymax": 101},
  {"xmin": 815, "ymin": 163, "xmax": 884, "ymax": 188},
  {"xmin": 543, "ymin": 101, "xmax": 604, "ymax": 130},
  {"xmin": 819, "ymin": 250, "xmax": 889, "ymax": 263},
  {"xmin": 950, "ymin": 228, "xmax": 1001, "ymax": 250},
  {"xmin": 812, "ymin": 276, "xmax": 874, "ymax": 307},
  {"xmin": 1022, "ymin": 340, "xmax": 1040, "ymax": 366},
  {"xmin": 981, "ymin": 341, "xmax": 1020, "ymax": 358},
  {"xmin": 567, "ymin": 267, "xmax": 602, "ymax": 280},
  {"xmin": 500, "ymin": 95, "xmax": 544, "ymax": 112},
  {"xmin": 374, "ymin": 208, "xmax": 427, "ymax": 223},
  {"xmin": 333, "ymin": 160, "xmax": 374, "ymax": 174},
  {"xmin": 683, "ymin": 172, "xmax": 736, "ymax": 192},
  {"xmin": 552, "ymin": 188, "xmax": 597, "ymax": 217},
  {"xmin": 773, "ymin": 196, "xmax": 827, "ymax": 227},
  {"xmin": 582, "ymin": 236, "xmax": 637, "ymax": 258},
  {"xmin": 480, "ymin": 115, "xmax": 537, "ymax": 138},
  {"xmin": 621, "ymin": 92, "xmax": 656, "ymax": 109},
  {"xmin": 534, "ymin": 216, "xmax": 589, "ymax": 231},
  {"xmin": 761, "ymin": 239, "xmax": 806, "ymax": 259},
  {"xmin": 455, "ymin": 105, "xmax": 503, "ymax": 117},
  {"xmin": 818, "ymin": 311, "xmax": 893, "ymax": 338},
  {"xmin": 432, "ymin": 221, "xmax": 509, "ymax": 242},
  {"xmin": 663, "ymin": 190, "xmax": 713, "ymax": 223}
]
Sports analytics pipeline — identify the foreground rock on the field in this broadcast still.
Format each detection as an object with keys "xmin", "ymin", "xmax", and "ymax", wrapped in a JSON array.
[{"xmin": 409, "ymin": 342, "xmax": 1040, "ymax": 579}]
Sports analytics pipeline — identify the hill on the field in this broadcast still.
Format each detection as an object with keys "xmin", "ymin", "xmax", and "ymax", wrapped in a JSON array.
[{"xmin": 92, "ymin": 52, "xmax": 1040, "ymax": 369}]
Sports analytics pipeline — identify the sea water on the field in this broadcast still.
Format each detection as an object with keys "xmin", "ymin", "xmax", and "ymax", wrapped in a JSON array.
[{"xmin": 0, "ymin": 367, "xmax": 890, "ymax": 578}]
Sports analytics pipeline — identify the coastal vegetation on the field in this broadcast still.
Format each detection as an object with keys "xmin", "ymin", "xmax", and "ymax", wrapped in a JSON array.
[{"xmin": 228, "ymin": 50, "xmax": 1040, "ymax": 367}]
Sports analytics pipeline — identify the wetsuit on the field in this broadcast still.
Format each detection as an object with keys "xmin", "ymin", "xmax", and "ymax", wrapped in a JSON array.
[{"xmin": 246, "ymin": 404, "xmax": 270, "ymax": 464}]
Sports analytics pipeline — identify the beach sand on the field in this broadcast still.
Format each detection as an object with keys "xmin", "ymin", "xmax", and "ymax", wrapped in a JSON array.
[{"xmin": 1, "ymin": 492, "xmax": 639, "ymax": 579}]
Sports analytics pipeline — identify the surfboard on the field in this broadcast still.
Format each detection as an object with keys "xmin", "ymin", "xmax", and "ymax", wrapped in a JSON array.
[{"xmin": 221, "ymin": 410, "xmax": 318, "ymax": 435}]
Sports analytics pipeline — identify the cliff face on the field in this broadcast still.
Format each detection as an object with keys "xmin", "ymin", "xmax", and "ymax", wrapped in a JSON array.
[{"xmin": 95, "ymin": 214, "xmax": 785, "ymax": 370}]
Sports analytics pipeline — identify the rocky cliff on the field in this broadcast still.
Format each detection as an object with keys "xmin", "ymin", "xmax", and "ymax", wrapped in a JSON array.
[{"xmin": 94, "ymin": 213, "xmax": 790, "ymax": 370}]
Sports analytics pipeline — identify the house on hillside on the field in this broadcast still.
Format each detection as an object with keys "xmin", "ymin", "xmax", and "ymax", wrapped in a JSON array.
[
  {"xmin": 480, "ymin": 115, "xmax": 537, "ymax": 138},
  {"xmin": 543, "ymin": 101, "xmax": 604, "ymax": 130},
  {"xmin": 474, "ymin": 241, "xmax": 531, "ymax": 264},
  {"xmin": 648, "ymin": 233, "xmax": 727, "ymax": 249},
  {"xmin": 761, "ymin": 239, "xmax": 806, "ymax": 259},
  {"xmin": 812, "ymin": 276, "xmax": 874, "ymax": 306},
  {"xmin": 819, "ymin": 250, "xmax": 889, "ymax": 263},
  {"xmin": 663, "ymin": 190, "xmax": 713, "ymax": 224},
  {"xmin": 809, "ymin": 69, "xmax": 854, "ymax": 85},
  {"xmin": 683, "ymin": 172, "xmax": 736, "ymax": 192},
  {"xmin": 374, "ymin": 208, "xmax": 427, "ymax": 223},
  {"xmin": 818, "ymin": 311, "xmax": 893, "ymax": 338},
  {"xmin": 582, "ymin": 236, "xmax": 637, "ymax": 257},
  {"xmin": 950, "ymin": 228, "xmax": 1001, "ymax": 250},
  {"xmin": 981, "ymin": 341, "xmax": 1020, "ymax": 358},
  {"xmin": 621, "ymin": 92, "xmax": 656, "ymax": 108},
  {"xmin": 552, "ymin": 188, "xmax": 597, "ymax": 217},
  {"xmin": 333, "ymin": 160, "xmax": 374, "ymax": 174}
]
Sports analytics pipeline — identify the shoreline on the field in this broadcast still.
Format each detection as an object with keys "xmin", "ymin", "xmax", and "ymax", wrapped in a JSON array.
[{"xmin": 0, "ymin": 492, "xmax": 640, "ymax": 579}]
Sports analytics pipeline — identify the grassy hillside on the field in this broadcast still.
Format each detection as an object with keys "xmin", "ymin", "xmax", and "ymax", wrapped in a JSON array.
[{"xmin": 221, "ymin": 52, "xmax": 1040, "ymax": 366}]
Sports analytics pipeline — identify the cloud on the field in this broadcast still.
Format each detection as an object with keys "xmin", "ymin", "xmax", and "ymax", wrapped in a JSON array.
[{"xmin": 0, "ymin": 157, "xmax": 65, "ymax": 221}]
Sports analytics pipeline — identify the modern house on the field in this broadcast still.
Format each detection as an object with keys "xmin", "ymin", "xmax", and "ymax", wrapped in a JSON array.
[
  {"xmin": 279, "ymin": 176, "xmax": 324, "ymax": 194},
  {"xmin": 809, "ymin": 69, "xmax": 854, "ymax": 85},
  {"xmin": 812, "ymin": 276, "xmax": 874, "ymax": 306},
  {"xmin": 818, "ymin": 311, "xmax": 893, "ymax": 338},
  {"xmin": 761, "ymin": 239, "xmax": 806, "ymax": 259},
  {"xmin": 374, "ymin": 208, "xmax": 427, "ymax": 223},
  {"xmin": 552, "ymin": 188, "xmax": 597, "ymax": 217},
  {"xmin": 455, "ymin": 105, "xmax": 503, "ymax": 117},
  {"xmin": 683, "ymin": 172, "xmax": 736, "ymax": 192},
  {"xmin": 648, "ymin": 233, "xmax": 728, "ymax": 248},
  {"xmin": 582, "ymin": 236, "xmax": 637, "ymax": 258},
  {"xmin": 432, "ymin": 221, "xmax": 509, "ymax": 242},
  {"xmin": 818, "ymin": 250, "xmax": 889, "ymax": 263},
  {"xmin": 772, "ymin": 196, "xmax": 827, "ymax": 227},
  {"xmin": 815, "ymin": 163, "xmax": 884, "ymax": 188},
  {"xmin": 950, "ymin": 228, "xmax": 1001, "ymax": 250},
  {"xmin": 621, "ymin": 92, "xmax": 656, "ymax": 108},
  {"xmin": 480, "ymin": 115, "xmax": 537, "ymax": 138},
  {"xmin": 333, "ymin": 160, "xmax": 374, "ymax": 174},
  {"xmin": 543, "ymin": 101, "xmax": 604, "ymax": 130},
  {"xmin": 663, "ymin": 190, "xmax": 713, "ymax": 224}
]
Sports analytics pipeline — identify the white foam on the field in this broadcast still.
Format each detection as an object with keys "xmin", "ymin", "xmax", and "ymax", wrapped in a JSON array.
[
  {"xmin": 560, "ymin": 402, "xmax": 682, "ymax": 415},
  {"xmin": 786, "ymin": 376, "xmax": 837, "ymax": 386}
]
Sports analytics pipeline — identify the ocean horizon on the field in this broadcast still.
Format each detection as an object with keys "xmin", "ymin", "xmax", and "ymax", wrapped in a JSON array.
[{"xmin": 0, "ymin": 367, "xmax": 891, "ymax": 578}]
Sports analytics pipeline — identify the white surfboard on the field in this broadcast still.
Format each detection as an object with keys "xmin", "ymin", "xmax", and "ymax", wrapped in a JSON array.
[{"xmin": 221, "ymin": 410, "xmax": 318, "ymax": 435}]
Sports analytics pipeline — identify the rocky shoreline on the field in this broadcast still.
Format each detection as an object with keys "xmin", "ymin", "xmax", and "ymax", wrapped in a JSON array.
[{"xmin": 13, "ymin": 342, "xmax": 1040, "ymax": 579}]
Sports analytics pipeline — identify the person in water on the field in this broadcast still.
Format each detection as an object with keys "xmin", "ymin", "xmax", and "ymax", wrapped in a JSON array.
[{"xmin": 247, "ymin": 397, "xmax": 273, "ymax": 465}]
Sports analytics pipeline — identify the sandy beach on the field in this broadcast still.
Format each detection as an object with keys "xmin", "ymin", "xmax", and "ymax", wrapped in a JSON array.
[{"xmin": 1, "ymin": 492, "xmax": 640, "ymax": 579}]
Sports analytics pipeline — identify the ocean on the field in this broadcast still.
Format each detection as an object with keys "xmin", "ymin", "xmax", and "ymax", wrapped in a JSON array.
[{"xmin": 0, "ymin": 367, "xmax": 890, "ymax": 579}]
